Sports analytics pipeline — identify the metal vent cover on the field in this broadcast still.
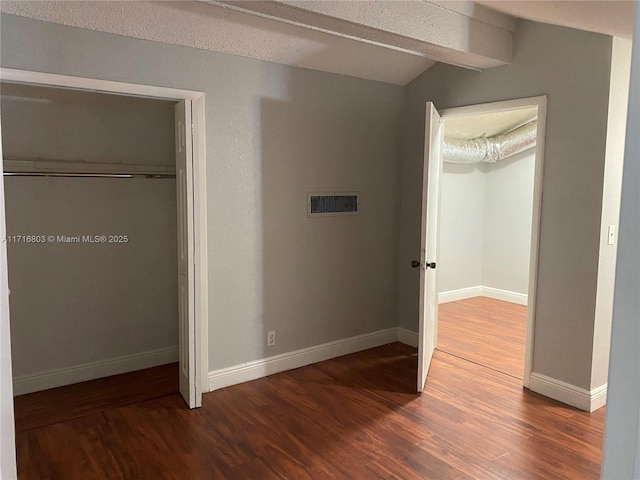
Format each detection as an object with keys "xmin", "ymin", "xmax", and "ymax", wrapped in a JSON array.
[{"xmin": 307, "ymin": 192, "xmax": 359, "ymax": 217}]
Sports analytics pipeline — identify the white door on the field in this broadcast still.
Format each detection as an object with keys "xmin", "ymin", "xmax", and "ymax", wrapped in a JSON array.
[
  {"xmin": 416, "ymin": 102, "xmax": 443, "ymax": 392},
  {"xmin": 175, "ymin": 100, "xmax": 200, "ymax": 408}
]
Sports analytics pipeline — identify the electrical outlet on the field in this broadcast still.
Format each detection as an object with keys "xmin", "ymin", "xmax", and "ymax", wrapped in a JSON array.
[{"xmin": 267, "ymin": 330, "xmax": 276, "ymax": 347}]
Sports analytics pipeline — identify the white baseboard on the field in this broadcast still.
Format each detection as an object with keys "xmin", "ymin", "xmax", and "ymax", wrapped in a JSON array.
[
  {"xmin": 439, "ymin": 285, "xmax": 527, "ymax": 306},
  {"xmin": 397, "ymin": 331, "xmax": 607, "ymax": 412},
  {"xmin": 481, "ymin": 286, "xmax": 528, "ymax": 306},
  {"xmin": 206, "ymin": 329, "xmax": 609, "ymax": 413},
  {"xmin": 13, "ymin": 346, "xmax": 178, "ymax": 396},
  {"xmin": 528, "ymin": 373, "xmax": 607, "ymax": 412},
  {"xmin": 589, "ymin": 383, "xmax": 608, "ymax": 412},
  {"xmin": 208, "ymin": 328, "xmax": 398, "ymax": 392},
  {"xmin": 438, "ymin": 286, "xmax": 483, "ymax": 304},
  {"xmin": 397, "ymin": 327, "xmax": 418, "ymax": 347}
]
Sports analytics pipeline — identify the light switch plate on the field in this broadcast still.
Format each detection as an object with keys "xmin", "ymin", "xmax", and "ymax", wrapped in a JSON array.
[{"xmin": 608, "ymin": 225, "xmax": 616, "ymax": 245}]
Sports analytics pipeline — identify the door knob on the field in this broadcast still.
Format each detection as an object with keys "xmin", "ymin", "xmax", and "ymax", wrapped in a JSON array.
[{"xmin": 411, "ymin": 260, "xmax": 436, "ymax": 269}]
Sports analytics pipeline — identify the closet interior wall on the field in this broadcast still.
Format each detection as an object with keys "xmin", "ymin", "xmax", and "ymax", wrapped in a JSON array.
[{"xmin": 1, "ymin": 82, "xmax": 179, "ymax": 395}]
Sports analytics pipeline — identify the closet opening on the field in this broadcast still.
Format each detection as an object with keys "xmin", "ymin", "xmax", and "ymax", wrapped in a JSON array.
[{"xmin": 1, "ymin": 81, "xmax": 190, "ymax": 429}]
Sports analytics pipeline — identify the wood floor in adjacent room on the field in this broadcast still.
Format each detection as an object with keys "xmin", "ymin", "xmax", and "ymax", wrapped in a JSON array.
[{"xmin": 438, "ymin": 296, "xmax": 527, "ymax": 378}]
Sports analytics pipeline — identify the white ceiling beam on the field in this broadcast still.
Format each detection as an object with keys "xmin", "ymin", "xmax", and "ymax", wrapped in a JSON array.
[
  {"xmin": 210, "ymin": 0, "xmax": 515, "ymax": 69},
  {"xmin": 0, "ymin": 0, "xmax": 439, "ymax": 85}
]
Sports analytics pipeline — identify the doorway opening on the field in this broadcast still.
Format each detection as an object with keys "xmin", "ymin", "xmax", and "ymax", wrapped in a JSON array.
[
  {"xmin": 437, "ymin": 106, "xmax": 539, "ymax": 380},
  {"xmin": 0, "ymin": 68, "xmax": 208, "ymax": 422},
  {"xmin": 417, "ymin": 97, "xmax": 546, "ymax": 391}
]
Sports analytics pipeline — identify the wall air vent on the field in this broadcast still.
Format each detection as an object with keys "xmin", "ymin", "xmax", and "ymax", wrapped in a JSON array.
[{"xmin": 308, "ymin": 192, "xmax": 359, "ymax": 217}]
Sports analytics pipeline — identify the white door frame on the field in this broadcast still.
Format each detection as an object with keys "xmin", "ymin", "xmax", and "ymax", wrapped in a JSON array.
[
  {"xmin": 438, "ymin": 95, "xmax": 547, "ymax": 388},
  {"xmin": 0, "ymin": 67, "xmax": 209, "ymax": 396}
]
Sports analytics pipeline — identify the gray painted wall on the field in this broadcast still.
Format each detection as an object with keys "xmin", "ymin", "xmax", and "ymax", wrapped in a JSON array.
[
  {"xmin": 482, "ymin": 149, "xmax": 535, "ymax": 295},
  {"xmin": 5, "ymin": 177, "xmax": 178, "ymax": 379},
  {"xmin": 399, "ymin": 20, "xmax": 612, "ymax": 390},
  {"xmin": 439, "ymin": 149, "xmax": 534, "ymax": 296},
  {"xmin": 439, "ymin": 163, "xmax": 485, "ymax": 293},
  {"xmin": 601, "ymin": 5, "xmax": 640, "ymax": 476},
  {"xmin": 0, "ymin": 14, "xmax": 405, "ymax": 371},
  {"xmin": 1, "ymin": 83, "xmax": 175, "ymax": 166}
]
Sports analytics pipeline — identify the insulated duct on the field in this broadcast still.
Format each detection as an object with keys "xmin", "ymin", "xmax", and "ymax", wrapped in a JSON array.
[{"xmin": 443, "ymin": 120, "xmax": 538, "ymax": 164}]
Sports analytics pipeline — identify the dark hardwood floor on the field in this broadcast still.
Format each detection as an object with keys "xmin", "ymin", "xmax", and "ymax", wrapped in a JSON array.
[
  {"xmin": 14, "ymin": 342, "xmax": 604, "ymax": 479},
  {"xmin": 438, "ymin": 296, "xmax": 527, "ymax": 378},
  {"xmin": 14, "ymin": 363, "xmax": 178, "ymax": 433}
]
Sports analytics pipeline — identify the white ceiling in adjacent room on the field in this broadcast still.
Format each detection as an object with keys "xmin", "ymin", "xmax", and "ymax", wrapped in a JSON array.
[{"xmin": 444, "ymin": 107, "xmax": 539, "ymax": 141}]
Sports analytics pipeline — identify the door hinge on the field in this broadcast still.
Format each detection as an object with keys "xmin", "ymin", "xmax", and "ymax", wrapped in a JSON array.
[{"xmin": 191, "ymin": 123, "xmax": 195, "ymax": 137}]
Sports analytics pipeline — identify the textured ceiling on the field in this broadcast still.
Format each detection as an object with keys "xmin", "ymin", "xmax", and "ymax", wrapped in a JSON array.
[
  {"xmin": 0, "ymin": 0, "xmax": 436, "ymax": 85},
  {"xmin": 1, "ymin": 0, "xmax": 632, "ymax": 87},
  {"xmin": 214, "ymin": 0, "xmax": 514, "ymax": 69},
  {"xmin": 444, "ymin": 107, "xmax": 538, "ymax": 140},
  {"xmin": 478, "ymin": 0, "xmax": 635, "ymax": 39}
]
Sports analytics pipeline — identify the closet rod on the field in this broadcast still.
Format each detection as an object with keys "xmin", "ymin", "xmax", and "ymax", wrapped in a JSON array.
[{"xmin": 3, "ymin": 172, "xmax": 176, "ymax": 179}]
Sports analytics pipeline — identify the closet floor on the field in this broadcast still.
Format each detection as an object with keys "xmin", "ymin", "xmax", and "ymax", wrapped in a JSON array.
[{"xmin": 13, "ymin": 363, "xmax": 178, "ymax": 432}]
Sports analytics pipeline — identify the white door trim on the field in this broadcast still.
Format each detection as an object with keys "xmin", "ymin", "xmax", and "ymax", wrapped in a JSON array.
[
  {"xmin": 439, "ymin": 95, "xmax": 547, "ymax": 388},
  {"xmin": 0, "ymin": 67, "xmax": 209, "ymax": 398}
]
